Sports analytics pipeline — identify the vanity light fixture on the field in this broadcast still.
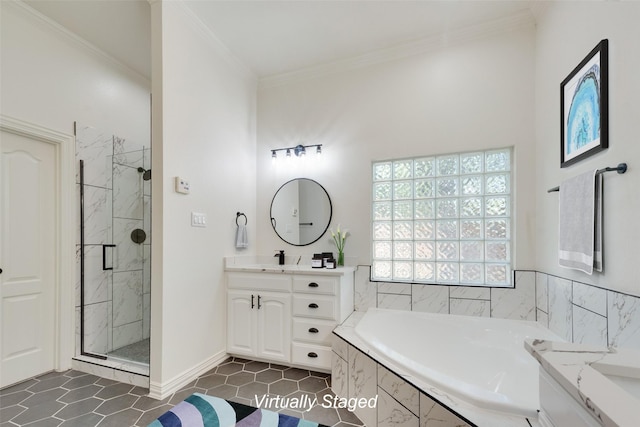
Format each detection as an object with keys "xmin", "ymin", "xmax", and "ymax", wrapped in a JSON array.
[
  {"xmin": 294, "ymin": 145, "xmax": 306, "ymax": 157},
  {"xmin": 270, "ymin": 144, "xmax": 323, "ymax": 160}
]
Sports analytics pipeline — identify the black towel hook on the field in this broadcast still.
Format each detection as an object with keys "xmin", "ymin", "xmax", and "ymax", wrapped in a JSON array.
[{"xmin": 236, "ymin": 212, "xmax": 247, "ymax": 226}]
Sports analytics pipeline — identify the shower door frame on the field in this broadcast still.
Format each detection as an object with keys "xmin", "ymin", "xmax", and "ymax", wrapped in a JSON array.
[
  {"xmin": 76, "ymin": 124, "xmax": 151, "ymax": 365},
  {"xmin": 78, "ymin": 159, "xmax": 108, "ymax": 360}
]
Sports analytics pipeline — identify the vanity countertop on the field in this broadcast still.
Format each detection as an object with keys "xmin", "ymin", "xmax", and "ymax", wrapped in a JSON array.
[
  {"xmin": 224, "ymin": 256, "xmax": 355, "ymax": 275},
  {"xmin": 525, "ymin": 339, "xmax": 640, "ymax": 427}
]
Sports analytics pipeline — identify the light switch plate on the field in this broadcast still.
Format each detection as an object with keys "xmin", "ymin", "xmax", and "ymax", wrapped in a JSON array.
[{"xmin": 191, "ymin": 212, "xmax": 206, "ymax": 227}]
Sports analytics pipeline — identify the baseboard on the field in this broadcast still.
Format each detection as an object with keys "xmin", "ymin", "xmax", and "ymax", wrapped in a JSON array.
[{"xmin": 149, "ymin": 350, "xmax": 228, "ymax": 400}]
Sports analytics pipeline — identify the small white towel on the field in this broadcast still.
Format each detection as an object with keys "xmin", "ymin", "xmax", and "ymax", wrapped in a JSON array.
[
  {"xmin": 558, "ymin": 170, "xmax": 602, "ymax": 274},
  {"xmin": 235, "ymin": 224, "xmax": 248, "ymax": 249}
]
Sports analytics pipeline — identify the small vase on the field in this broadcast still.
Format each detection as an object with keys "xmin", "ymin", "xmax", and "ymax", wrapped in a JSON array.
[{"xmin": 337, "ymin": 251, "xmax": 345, "ymax": 267}]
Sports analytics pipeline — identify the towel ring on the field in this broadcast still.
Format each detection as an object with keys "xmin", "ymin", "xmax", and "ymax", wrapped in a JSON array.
[{"xmin": 236, "ymin": 212, "xmax": 247, "ymax": 226}]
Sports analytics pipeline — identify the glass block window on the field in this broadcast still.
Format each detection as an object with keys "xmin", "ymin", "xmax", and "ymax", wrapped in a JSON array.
[{"xmin": 372, "ymin": 148, "xmax": 512, "ymax": 287}]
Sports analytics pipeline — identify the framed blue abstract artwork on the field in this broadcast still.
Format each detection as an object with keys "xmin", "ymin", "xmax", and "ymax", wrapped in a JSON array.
[{"xmin": 560, "ymin": 39, "xmax": 608, "ymax": 168}]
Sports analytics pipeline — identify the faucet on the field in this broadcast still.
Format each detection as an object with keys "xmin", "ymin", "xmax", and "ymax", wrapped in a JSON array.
[{"xmin": 275, "ymin": 250, "xmax": 285, "ymax": 265}]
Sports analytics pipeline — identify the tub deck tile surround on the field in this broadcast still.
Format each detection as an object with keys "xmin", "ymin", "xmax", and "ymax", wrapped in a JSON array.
[
  {"xmin": 377, "ymin": 386, "xmax": 418, "ymax": 427},
  {"xmin": 377, "ymin": 365, "xmax": 419, "ymax": 416},
  {"xmin": 347, "ymin": 344, "xmax": 378, "ymax": 426},
  {"xmin": 332, "ymin": 314, "xmax": 535, "ymax": 427}
]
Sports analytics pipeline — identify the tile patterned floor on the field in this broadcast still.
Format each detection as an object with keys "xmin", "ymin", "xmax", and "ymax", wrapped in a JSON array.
[{"xmin": 0, "ymin": 357, "xmax": 364, "ymax": 427}]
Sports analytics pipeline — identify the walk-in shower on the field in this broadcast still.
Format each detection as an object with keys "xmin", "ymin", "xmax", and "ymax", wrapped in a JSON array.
[{"xmin": 75, "ymin": 122, "xmax": 151, "ymax": 369}]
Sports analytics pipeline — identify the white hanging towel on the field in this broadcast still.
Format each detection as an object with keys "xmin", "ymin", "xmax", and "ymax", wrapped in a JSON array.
[
  {"xmin": 235, "ymin": 224, "xmax": 248, "ymax": 249},
  {"xmin": 558, "ymin": 170, "xmax": 602, "ymax": 274}
]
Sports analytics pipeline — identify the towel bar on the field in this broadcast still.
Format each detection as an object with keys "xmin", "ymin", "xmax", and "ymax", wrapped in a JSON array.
[
  {"xmin": 236, "ymin": 212, "xmax": 247, "ymax": 226},
  {"xmin": 547, "ymin": 163, "xmax": 627, "ymax": 193}
]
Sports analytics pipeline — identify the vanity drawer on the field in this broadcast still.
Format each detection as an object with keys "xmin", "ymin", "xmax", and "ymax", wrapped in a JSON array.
[
  {"xmin": 291, "ymin": 343, "xmax": 332, "ymax": 370},
  {"xmin": 292, "ymin": 318, "xmax": 335, "ymax": 345},
  {"xmin": 292, "ymin": 295, "xmax": 336, "ymax": 320},
  {"xmin": 292, "ymin": 276, "xmax": 337, "ymax": 295},
  {"xmin": 227, "ymin": 272, "xmax": 291, "ymax": 292}
]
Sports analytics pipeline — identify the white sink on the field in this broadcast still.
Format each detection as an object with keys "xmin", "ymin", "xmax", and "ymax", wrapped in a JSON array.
[
  {"xmin": 526, "ymin": 340, "xmax": 640, "ymax": 426},
  {"xmin": 592, "ymin": 357, "xmax": 640, "ymax": 401},
  {"xmin": 241, "ymin": 264, "xmax": 290, "ymax": 271},
  {"xmin": 229, "ymin": 263, "xmax": 307, "ymax": 272}
]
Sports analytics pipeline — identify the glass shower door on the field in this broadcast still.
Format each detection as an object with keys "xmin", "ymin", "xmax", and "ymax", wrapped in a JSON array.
[{"xmin": 77, "ymin": 123, "xmax": 151, "ymax": 366}]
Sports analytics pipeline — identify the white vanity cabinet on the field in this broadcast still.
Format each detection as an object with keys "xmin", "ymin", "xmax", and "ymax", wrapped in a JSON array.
[
  {"xmin": 227, "ymin": 273, "xmax": 291, "ymax": 363},
  {"xmin": 226, "ymin": 267, "xmax": 354, "ymax": 371},
  {"xmin": 291, "ymin": 275, "xmax": 352, "ymax": 370}
]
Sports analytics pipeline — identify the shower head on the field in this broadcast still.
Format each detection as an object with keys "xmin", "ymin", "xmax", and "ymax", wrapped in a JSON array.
[{"xmin": 137, "ymin": 167, "xmax": 151, "ymax": 181}]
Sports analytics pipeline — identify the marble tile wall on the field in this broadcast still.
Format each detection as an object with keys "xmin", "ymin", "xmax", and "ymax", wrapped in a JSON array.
[
  {"xmin": 356, "ymin": 268, "xmax": 537, "ymax": 322},
  {"xmin": 332, "ymin": 335, "xmax": 471, "ymax": 427},
  {"xmin": 76, "ymin": 124, "xmax": 151, "ymax": 356},
  {"xmin": 536, "ymin": 272, "xmax": 640, "ymax": 350},
  {"xmin": 354, "ymin": 266, "xmax": 640, "ymax": 350}
]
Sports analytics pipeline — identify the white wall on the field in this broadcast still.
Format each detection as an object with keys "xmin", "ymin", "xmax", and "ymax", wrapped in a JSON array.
[
  {"xmin": 257, "ymin": 26, "xmax": 537, "ymax": 270},
  {"xmin": 1, "ymin": 1, "xmax": 150, "ymax": 371},
  {"xmin": 150, "ymin": 1, "xmax": 257, "ymax": 392},
  {"xmin": 0, "ymin": 2, "xmax": 150, "ymax": 143},
  {"xmin": 535, "ymin": 2, "xmax": 640, "ymax": 297}
]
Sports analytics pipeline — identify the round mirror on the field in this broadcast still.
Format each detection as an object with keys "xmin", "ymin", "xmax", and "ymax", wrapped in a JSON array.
[{"xmin": 270, "ymin": 178, "xmax": 332, "ymax": 246}]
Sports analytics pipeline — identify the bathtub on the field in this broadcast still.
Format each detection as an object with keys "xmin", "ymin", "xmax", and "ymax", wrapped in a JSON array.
[{"xmin": 354, "ymin": 308, "xmax": 563, "ymax": 418}]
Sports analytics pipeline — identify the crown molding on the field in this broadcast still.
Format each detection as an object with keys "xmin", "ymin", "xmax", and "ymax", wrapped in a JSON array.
[
  {"xmin": 259, "ymin": 9, "xmax": 536, "ymax": 90},
  {"xmin": 174, "ymin": 1, "xmax": 257, "ymax": 86},
  {"xmin": 529, "ymin": 0, "xmax": 551, "ymax": 22},
  {"xmin": 5, "ymin": 0, "xmax": 150, "ymax": 87}
]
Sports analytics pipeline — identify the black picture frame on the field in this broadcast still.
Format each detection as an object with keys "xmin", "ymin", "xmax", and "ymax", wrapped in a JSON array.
[{"xmin": 560, "ymin": 39, "xmax": 608, "ymax": 168}]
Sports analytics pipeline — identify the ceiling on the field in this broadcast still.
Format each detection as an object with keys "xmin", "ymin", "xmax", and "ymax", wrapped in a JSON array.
[{"xmin": 23, "ymin": 0, "xmax": 536, "ymax": 81}]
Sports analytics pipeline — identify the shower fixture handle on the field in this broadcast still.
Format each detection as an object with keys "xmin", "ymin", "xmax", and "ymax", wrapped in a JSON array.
[{"xmin": 102, "ymin": 244, "xmax": 116, "ymax": 270}]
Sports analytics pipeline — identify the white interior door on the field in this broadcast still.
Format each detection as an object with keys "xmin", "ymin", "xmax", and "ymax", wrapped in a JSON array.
[{"xmin": 1, "ymin": 130, "xmax": 56, "ymax": 388}]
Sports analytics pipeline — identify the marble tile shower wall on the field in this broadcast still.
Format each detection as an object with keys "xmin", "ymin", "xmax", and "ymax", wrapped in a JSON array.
[
  {"xmin": 75, "ymin": 124, "xmax": 151, "ymax": 356},
  {"xmin": 354, "ymin": 267, "xmax": 640, "ymax": 349}
]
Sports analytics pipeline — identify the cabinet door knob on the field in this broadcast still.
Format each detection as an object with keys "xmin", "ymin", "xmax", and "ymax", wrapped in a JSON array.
[
  {"xmin": 308, "ymin": 303, "xmax": 318, "ymax": 309},
  {"xmin": 308, "ymin": 282, "xmax": 319, "ymax": 288},
  {"xmin": 257, "ymin": 295, "xmax": 262, "ymax": 309},
  {"xmin": 308, "ymin": 327, "xmax": 319, "ymax": 333},
  {"xmin": 251, "ymin": 294, "xmax": 255, "ymax": 309},
  {"xmin": 308, "ymin": 352, "xmax": 318, "ymax": 358}
]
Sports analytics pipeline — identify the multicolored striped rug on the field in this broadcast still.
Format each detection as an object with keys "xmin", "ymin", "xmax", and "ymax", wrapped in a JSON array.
[{"xmin": 148, "ymin": 393, "xmax": 329, "ymax": 427}]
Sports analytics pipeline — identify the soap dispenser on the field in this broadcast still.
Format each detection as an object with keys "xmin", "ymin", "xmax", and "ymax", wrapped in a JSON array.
[{"xmin": 275, "ymin": 250, "xmax": 285, "ymax": 265}]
